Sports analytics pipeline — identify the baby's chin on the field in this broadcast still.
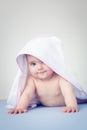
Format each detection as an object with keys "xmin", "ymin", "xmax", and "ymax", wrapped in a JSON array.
[
  {"xmin": 36, "ymin": 74, "xmax": 53, "ymax": 80},
  {"xmin": 37, "ymin": 76, "xmax": 48, "ymax": 80}
]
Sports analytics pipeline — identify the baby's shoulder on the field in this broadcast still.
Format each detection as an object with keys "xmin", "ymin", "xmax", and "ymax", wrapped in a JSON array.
[
  {"xmin": 58, "ymin": 75, "xmax": 72, "ymax": 87},
  {"xmin": 27, "ymin": 75, "xmax": 35, "ymax": 83},
  {"xmin": 54, "ymin": 73, "xmax": 61, "ymax": 80}
]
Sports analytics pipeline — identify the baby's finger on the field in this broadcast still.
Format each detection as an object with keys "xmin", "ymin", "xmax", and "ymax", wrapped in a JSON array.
[
  {"xmin": 23, "ymin": 109, "xmax": 28, "ymax": 113},
  {"xmin": 18, "ymin": 109, "xmax": 28, "ymax": 113},
  {"xmin": 62, "ymin": 107, "xmax": 68, "ymax": 112},
  {"xmin": 8, "ymin": 110, "xmax": 15, "ymax": 114},
  {"xmin": 62, "ymin": 107, "xmax": 79, "ymax": 113},
  {"xmin": 14, "ymin": 109, "xmax": 19, "ymax": 114}
]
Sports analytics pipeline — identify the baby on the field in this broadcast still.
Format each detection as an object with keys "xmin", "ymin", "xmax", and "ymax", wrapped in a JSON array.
[
  {"xmin": 8, "ymin": 36, "xmax": 87, "ymax": 114},
  {"xmin": 8, "ymin": 55, "xmax": 83, "ymax": 114}
]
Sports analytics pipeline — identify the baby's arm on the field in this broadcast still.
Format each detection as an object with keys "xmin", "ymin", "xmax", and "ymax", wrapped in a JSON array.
[
  {"xmin": 8, "ymin": 77, "xmax": 35, "ymax": 114},
  {"xmin": 59, "ymin": 77, "xmax": 78, "ymax": 113}
]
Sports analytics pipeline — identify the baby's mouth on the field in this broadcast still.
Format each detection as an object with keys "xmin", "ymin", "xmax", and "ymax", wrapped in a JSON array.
[{"xmin": 38, "ymin": 71, "xmax": 47, "ymax": 74}]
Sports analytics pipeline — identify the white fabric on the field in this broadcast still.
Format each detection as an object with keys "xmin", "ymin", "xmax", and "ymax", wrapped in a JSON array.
[{"xmin": 7, "ymin": 36, "xmax": 87, "ymax": 109}]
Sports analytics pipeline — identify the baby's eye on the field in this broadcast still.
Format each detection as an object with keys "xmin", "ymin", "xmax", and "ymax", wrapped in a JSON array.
[{"xmin": 31, "ymin": 62, "xmax": 36, "ymax": 66}]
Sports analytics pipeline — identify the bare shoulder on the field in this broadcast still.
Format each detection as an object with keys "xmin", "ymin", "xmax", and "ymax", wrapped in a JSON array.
[
  {"xmin": 26, "ymin": 75, "xmax": 36, "ymax": 87},
  {"xmin": 27, "ymin": 75, "xmax": 34, "ymax": 81},
  {"xmin": 59, "ymin": 76, "xmax": 73, "ymax": 88},
  {"xmin": 23, "ymin": 76, "xmax": 36, "ymax": 96},
  {"xmin": 58, "ymin": 76, "xmax": 74, "ymax": 96}
]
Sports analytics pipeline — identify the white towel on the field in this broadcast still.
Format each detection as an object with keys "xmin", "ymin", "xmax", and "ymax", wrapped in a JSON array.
[{"xmin": 6, "ymin": 36, "xmax": 87, "ymax": 109}]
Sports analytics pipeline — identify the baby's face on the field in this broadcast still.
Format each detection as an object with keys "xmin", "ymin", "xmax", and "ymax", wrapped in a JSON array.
[{"xmin": 27, "ymin": 55, "xmax": 54, "ymax": 80}]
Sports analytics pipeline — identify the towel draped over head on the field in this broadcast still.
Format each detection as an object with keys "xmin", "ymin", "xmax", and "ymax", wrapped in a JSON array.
[{"xmin": 7, "ymin": 36, "xmax": 87, "ymax": 109}]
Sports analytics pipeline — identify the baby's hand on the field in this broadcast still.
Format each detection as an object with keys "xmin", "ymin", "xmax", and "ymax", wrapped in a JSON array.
[
  {"xmin": 62, "ymin": 106, "xmax": 78, "ymax": 113},
  {"xmin": 8, "ymin": 108, "xmax": 28, "ymax": 114}
]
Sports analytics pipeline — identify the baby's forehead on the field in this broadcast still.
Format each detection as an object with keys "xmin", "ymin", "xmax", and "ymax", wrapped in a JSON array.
[{"xmin": 26, "ymin": 55, "xmax": 41, "ymax": 62}]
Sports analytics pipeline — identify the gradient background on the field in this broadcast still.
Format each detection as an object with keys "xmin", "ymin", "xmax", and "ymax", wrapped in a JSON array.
[{"xmin": 0, "ymin": 0, "xmax": 87, "ymax": 101}]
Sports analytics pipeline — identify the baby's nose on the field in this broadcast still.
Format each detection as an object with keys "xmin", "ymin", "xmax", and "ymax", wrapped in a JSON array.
[{"xmin": 37, "ymin": 63, "xmax": 43, "ymax": 70}]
